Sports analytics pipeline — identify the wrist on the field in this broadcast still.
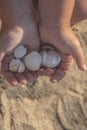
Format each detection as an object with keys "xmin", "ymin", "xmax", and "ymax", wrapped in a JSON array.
[{"xmin": 57, "ymin": 23, "xmax": 72, "ymax": 33}]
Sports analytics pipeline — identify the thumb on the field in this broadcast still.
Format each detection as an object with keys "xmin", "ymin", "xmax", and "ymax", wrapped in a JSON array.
[{"xmin": 71, "ymin": 41, "xmax": 87, "ymax": 71}]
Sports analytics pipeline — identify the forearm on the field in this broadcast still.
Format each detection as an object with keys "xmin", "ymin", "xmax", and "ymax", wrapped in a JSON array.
[
  {"xmin": 57, "ymin": 0, "xmax": 75, "ymax": 26},
  {"xmin": 39, "ymin": 0, "xmax": 75, "ymax": 27}
]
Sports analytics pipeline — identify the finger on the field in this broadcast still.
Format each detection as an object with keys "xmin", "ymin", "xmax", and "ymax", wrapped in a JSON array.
[
  {"xmin": 31, "ymin": 72, "xmax": 38, "ymax": 80},
  {"xmin": 24, "ymin": 71, "xmax": 35, "ymax": 82},
  {"xmin": 61, "ymin": 58, "xmax": 73, "ymax": 71},
  {"xmin": 51, "ymin": 55, "xmax": 73, "ymax": 82},
  {"xmin": 0, "ymin": 53, "xmax": 14, "ymax": 73},
  {"xmin": 51, "ymin": 68, "xmax": 67, "ymax": 83},
  {"xmin": 37, "ymin": 66, "xmax": 55, "ymax": 76},
  {"xmin": 71, "ymin": 40, "xmax": 87, "ymax": 71},
  {"xmin": 15, "ymin": 73, "xmax": 27, "ymax": 85},
  {"xmin": 1, "ymin": 71, "xmax": 18, "ymax": 86},
  {"xmin": 1, "ymin": 57, "xmax": 18, "ymax": 86},
  {"xmin": 61, "ymin": 54, "xmax": 73, "ymax": 63},
  {"xmin": 60, "ymin": 62, "xmax": 73, "ymax": 71},
  {"xmin": 38, "ymin": 68, "xmax": 44, "ymax": 76}
]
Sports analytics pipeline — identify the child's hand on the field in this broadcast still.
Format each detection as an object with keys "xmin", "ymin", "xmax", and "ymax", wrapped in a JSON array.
[
  {"xmin": 0, "ymin": 26, "xmax": 40, "ymax": 86},
  {"xmin": 0, "ymin": 0, "xmax": 40, "ymax": 85},
  {"xmin": 39, "ymin": 25, "xmax": 86, "ymax": 82},
  {"xmin": 39, "ymin": 0, "xmax": 87, "ymax": 83},
  {"xmin": 38, "ymin": 49, "xmax": 73, "ymax": 83},
  {"xmin": 0, "ymin": 0, "xmax": 40, "ymax": 86}
]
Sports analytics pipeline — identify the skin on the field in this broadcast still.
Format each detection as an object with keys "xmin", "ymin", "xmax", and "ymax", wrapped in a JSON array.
[
  {"xmin": 38, "ymin": 0, "xmax": 87, "ymax": 82},
  {"xmin": 0, "ymin": 0, "xmax": 87, "ymax": 85},
  {"xmin": 0, "ymin": 0, "xmax": 40, "ymax": 86}
]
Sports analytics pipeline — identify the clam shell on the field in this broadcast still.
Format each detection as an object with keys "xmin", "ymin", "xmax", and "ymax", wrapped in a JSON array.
[
  {"xmin": 18, "ymin": 62, "xmax": 25, "ymax": 73},
  {"xmin": 14, "ymin": 45, "xmax": 27, "ymax": 59},
  {"xmin": 24, "ymin": 51, "xmax": 42, "ymax": 71},
  {"xmin": 41, "ymin": 51, "xmax": 47, "ymax": 66},
  {"xmin": 9, "ymin": 59, "xmax": 21, "ymax": 72},
  {"xmin": 9, "ymin": 59, "xmax": 25, "ymax": 73},
  {"xmin": 41, "ymin": 51, "xmax": 61, "ymax": 68}
]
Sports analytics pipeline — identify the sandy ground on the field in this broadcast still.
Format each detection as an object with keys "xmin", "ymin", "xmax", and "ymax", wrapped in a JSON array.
[{"xmin": 0, "ymin": 20, "xmax": 87, "ymax": 130}]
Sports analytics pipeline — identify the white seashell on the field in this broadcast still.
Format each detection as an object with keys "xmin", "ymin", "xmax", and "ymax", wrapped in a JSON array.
[
  {"xmin": 14, "ymin": 45, "xmax": 27, "ymax": 59},
  {"xmin": 9, "ymin": 59, "xmax": 25, "ymax": 73},
  {"xmin": 41, "ymin": 51, "xmax": 61, "ymax": 68},
  {"xmin": 41, "ymin": 51, "xmax": 47, "ymax": 66},
  {"xmin": 10, "ymin": 59, "xmax": 21, "ymax": 72},
  {"xmin": 18, "ymin": 62, "xmax": 25, "ymax": 73},
  {"xmin": 24, "ymin": 51, "xmax": 42, "ymax": 71}
]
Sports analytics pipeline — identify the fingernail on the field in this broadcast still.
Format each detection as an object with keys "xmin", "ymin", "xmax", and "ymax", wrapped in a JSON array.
[
  {"xmin": 83, "ymin": 64, "xmax": 87, "ymax": 70},
  {"xmin": 51, "ymin": 79, "xmax": 57, "ymax": 83},
  {"xmin": 22, "ymin": 80, "xmax": 27, "ymax": 85},
  {"xmin": 12, "ymin": 81, "xmax": 18, "ymax": 86}
]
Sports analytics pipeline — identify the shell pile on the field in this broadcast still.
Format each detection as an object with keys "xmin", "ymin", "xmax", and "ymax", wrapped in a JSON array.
[{"xmin": 9, "ymin": 45, "xmax": 61, "ymax": 73}]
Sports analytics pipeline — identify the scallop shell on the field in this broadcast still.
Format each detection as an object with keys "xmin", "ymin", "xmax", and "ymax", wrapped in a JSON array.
[
  {"xmin": 14, "ymin": 45, "xmax": 27, "ymax": 59},
  {"xmin": 9, "ymin": 59, "xmax": 25, "ymax": 73},
  {"xmin": 24, "ymin": 51, "xmax": 42, "ymax": 71},
  {"xmin": 41, "ymin": 51, "xmax": 61, "ymax": 68}
]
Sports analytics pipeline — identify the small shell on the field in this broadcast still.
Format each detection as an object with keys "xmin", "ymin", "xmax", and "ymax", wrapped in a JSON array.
[
  {"xmin": 43, "ymin": 45, "xmax": 54, "ymax": 51},
  {"xmin": 24, "ymin": 51, "xmax": 42, "ymax": 71},
  {"xmin": 18, "ymin": 62, "xmax": 25, "ymax": 73},
  {"xmin": 41, "ymin": 51, "xmax": 47, "ymax": 66},
  {"xmin": 41, "ymin": 51, "xmax": 61, "ymax": 68},
  {"xmin": 9, "ymin": 59, "xmax": 25, "ymax": 73},
  {"xmin": 9, "ymin": 59, "xmax": 21, "ymax": 72},
  {"xmin": 14, "ymin": 45, "xmax": 27, "ymax": 59}
]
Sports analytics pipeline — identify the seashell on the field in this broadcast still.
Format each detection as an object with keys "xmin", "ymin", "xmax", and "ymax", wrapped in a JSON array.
[
  {"xmin": 24, "ymin": 51, "xmax": 42, "ymax": 71},
  {"xmin": 9, "ymin": 59, "xmax": 25, "ymax": 73},
  {"xmin": 41, "ymin": 50, "xmax": 61, "ymax": 68},
  {"xmin": 18, "ymin": 62, "xmax": 25, "ymax": 73},
  {"xmin": 42, "ymin": 45, "xmax": 54, "ymax": 51},
  {"xmin": 14, "ymin": 45, "xmax": 27, "ymax": 59},
  {"xmin": 9, "ymin": 59, "xmax": 21, "ymax": 72}
]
